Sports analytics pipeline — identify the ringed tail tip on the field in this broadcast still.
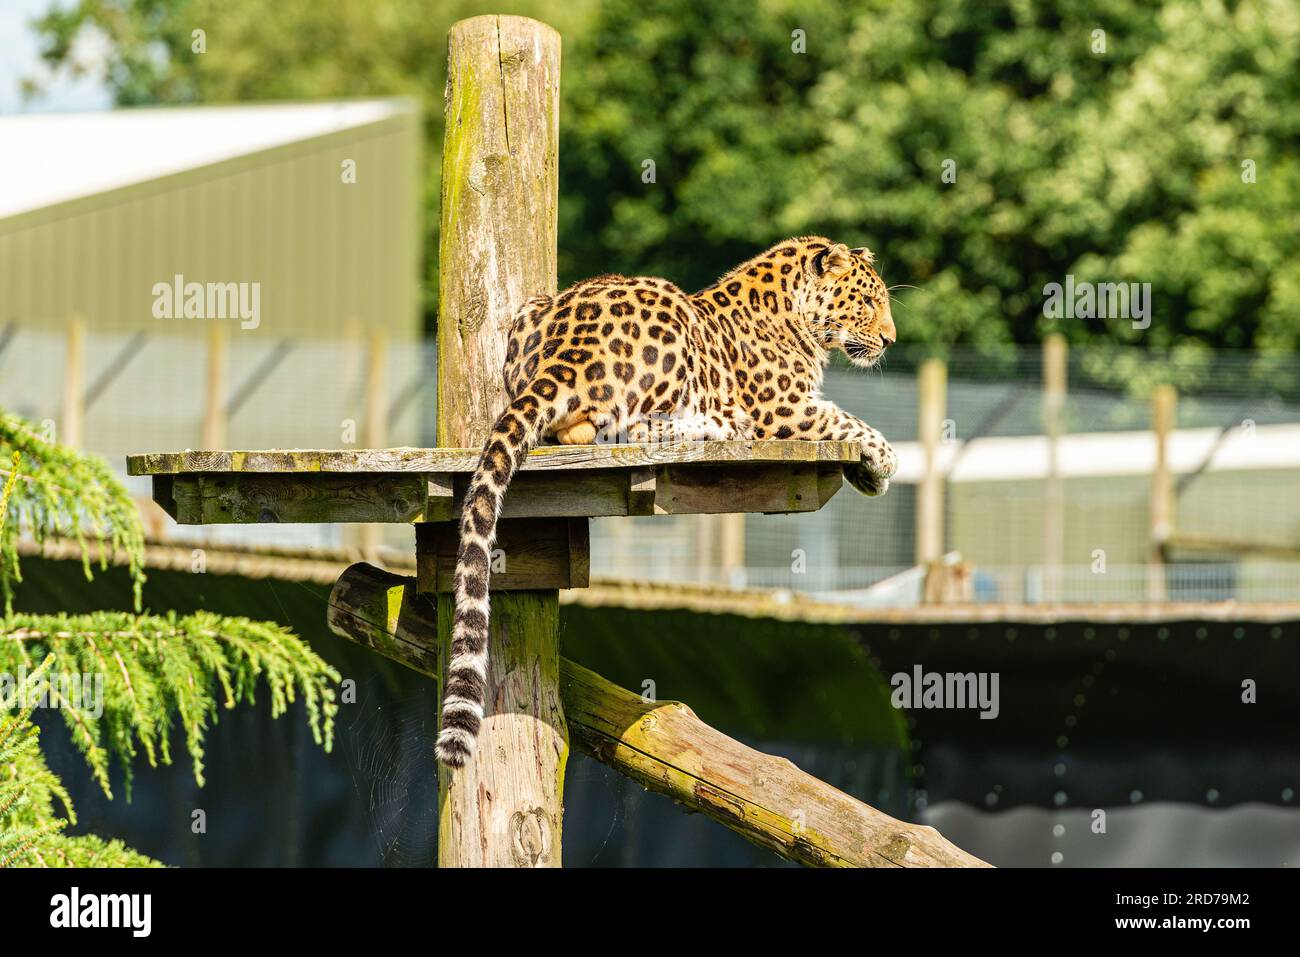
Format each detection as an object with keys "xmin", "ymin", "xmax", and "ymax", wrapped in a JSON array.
[{"xmin": 436, "ymin": 728, "xmax": 475, "ymax": 768}]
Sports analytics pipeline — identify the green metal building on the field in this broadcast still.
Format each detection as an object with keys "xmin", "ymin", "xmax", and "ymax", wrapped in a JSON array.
[{"xmin": 0, "ymin": 99, "xmax": 425, "ymax": 464}]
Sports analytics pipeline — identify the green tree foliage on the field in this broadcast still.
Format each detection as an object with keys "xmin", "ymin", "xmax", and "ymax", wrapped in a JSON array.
[
  {"xmin": 3, "ymin": 611, "xmax": 338, "ymax": 795},
  {"xmin": 26, "ymin": 0, "xmax": 1300, "ymax": 351},
  {"xmin": 558, "ymin": 0, "xmax": 856, "ymax": 290},
  {"xmin": 0, "ymin": 414, "xmax": 144, "ymax": 612},
  {"xmin": 1, "ymin": 658, "xmax": 161, "ymax": 867},
  {"xmin": 0, "ymin": 413, "xmax": 339, "ymax": 865},
  {"xmin": 791, "ymin": 0, "xmax": 1300, "ymax": 352}
]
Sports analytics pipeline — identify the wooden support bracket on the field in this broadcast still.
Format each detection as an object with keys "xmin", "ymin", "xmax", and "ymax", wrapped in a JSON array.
[{"xmin": 415, "ymin": 518, "xmax": 589, "ymax": 592}]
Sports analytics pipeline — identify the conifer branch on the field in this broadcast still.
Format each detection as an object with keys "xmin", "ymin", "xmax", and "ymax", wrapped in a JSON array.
[
  {"xmin": 0, "ymin": 411, "xmax": 146, "ymax": 613},
  {"xmin": 0, "ymin": 408, "xmax": 340, "ymax": 866}
]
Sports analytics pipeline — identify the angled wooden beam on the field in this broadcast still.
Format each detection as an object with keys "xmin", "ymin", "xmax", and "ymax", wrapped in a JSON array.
[{"xmin": 326, "ymin": 561, "xmax": 990, "ymax": 868}]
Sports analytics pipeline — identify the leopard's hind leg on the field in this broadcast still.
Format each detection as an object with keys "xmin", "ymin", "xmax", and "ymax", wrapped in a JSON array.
[{"xmin": 554, "ymin": 419, "xmax": 597, "ymax": 444}]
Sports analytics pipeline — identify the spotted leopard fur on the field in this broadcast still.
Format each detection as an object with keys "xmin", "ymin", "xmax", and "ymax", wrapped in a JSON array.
[{"xmin": 435, "ymin": 236, "xmax": 899, "ymax": 767}]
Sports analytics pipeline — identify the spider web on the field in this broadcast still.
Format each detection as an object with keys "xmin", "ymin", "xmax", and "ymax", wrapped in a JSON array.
[
  {"xmin": 260, "ymin": 579, "xmax": 628, "ymax": 865},
  {"xmin": 338, "ymin": 672, "xmax": 640, "ymax": 866},
  {"xmin": 341, "ymin": 673, "xmax": 440, "ymax": 867}
]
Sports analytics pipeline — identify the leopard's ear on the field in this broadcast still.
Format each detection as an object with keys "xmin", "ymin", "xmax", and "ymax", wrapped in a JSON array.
[
  {"xmin": 849, "ymin": 246, "xmax": 875, "ymax": 265},
  {"xmin": 814, "ymin": 242, "xmax": 853, "ymax": 278}
]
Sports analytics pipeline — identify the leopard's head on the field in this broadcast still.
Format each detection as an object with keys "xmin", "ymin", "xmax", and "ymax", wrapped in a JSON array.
[{"xmin": 804, "ymin": 242, "xmax": 895, "ymax": 367}]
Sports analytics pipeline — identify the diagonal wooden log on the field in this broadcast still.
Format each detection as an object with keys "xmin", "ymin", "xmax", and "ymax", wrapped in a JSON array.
[{"xmin": 327, "ymin": 562, "xmax": 989, "ymax": 868}]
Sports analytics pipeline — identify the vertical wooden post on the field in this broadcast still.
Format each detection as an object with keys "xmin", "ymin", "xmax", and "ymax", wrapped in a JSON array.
[
  {"xmin": 358, "ymin": 331, "xmax": 388, "ymax": 554},
  {"xmin": 61, "ymin": 318, "xmax": 85, "ymax": 448},
  {"xmin": 202, "ymin": 325, "xmax": 227, "ymax": 449},
  {"xmin": 1042, "ymin": 334, "xmax": 1066, "ymax": 602},
  {"xmin": 434, "ymin": 15, "xmax": 565, "ymax": 868},
  {"xmin": 342, "ymin": 318, "xmax": 364, "ymax": 552},
  {"xmin": 719, "ymin": 513, "xmax": 746, "ymax": 588},
  {"xmin": 362, "ymin": 331, "xmax": 388, "ymax": 449},
  {"xmin": 1148, "ymin": 384, "xmax": 1177, "ymax": 602},
  {"xmin": 341, "ymin": 318, "xmax": 364, "ymax": 430},
  {"xmin": 696, "ymin": 514, "xmax": 717, "ymax": 584},
  {"xmin": 915, "ymin": 357, "xmax": 947, "ymax": 567}
]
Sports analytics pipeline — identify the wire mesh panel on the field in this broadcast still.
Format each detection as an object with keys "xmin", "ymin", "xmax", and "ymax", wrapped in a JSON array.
[{"xmin": 5, "ymin": 331, "xmax": 1300, "ymax": 605}]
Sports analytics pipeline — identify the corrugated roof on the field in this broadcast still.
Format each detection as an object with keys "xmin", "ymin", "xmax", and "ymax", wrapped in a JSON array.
[{"xmin": 0, "ymin": 99, "xmax": 411, "ymax": 219}]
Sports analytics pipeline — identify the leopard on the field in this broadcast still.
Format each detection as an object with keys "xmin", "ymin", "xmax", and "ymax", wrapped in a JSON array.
[{"xmin": 436, "ymin": 236, "xmax": 899, "ymax": 767}]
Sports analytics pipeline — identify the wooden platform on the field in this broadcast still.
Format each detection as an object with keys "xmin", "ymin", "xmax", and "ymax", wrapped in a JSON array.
[{"xmin": 128, "ymin": 440, "xmax": 861, "ymax": 525}]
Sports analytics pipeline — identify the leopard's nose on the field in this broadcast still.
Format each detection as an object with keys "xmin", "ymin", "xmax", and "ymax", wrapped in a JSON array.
[{"xmin": 880, "ymin": 307, "xmax": 897, "ymax": 348}]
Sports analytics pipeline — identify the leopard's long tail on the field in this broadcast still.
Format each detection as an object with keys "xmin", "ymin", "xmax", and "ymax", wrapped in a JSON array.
[{"xmin": 435, "ymin": 384, "xmax": 561, "ymax": 768}]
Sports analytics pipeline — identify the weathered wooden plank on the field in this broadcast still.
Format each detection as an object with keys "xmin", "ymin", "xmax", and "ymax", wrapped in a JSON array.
[
  {"xmin": 156, "ymin": 460, "xmax": 850, "ymax": 524},
  {"xmin": 326, "ymin": 562, "xmax": 990, "ymax": 868},
  {"xmin": 415, "ymin": 518, "xmax": 589, "ymax": 592},
  {"xmin": 171, "ymin": 476, "xmax": 201, "ymax": 523},
  {"xmin": 126, "ymin": 439, "xmax": 862, "ymax": 475},
  {"xmin": 423, "ymin": 462, "xmax": 845, "ymax": 522},
  {"xmin": 170, "ymin": 473, "xmax": 427, "ymax": 524}
]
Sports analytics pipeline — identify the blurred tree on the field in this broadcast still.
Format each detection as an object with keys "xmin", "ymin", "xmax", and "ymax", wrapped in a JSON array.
[
  {"xmin": 789, "ymin": 0, "xmax": 1299, "ymax": 352},
  {"xmin": 27, "ymin": 0, "xmax": 1299, "ymax": 351},
  {"xmin": 557, "ymin": 0, "xmax": 855, "ymax": 290}
]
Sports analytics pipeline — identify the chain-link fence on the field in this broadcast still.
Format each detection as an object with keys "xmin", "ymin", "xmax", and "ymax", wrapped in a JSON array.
[{"xmin": 4, "ymin": 325, "xmax": 1298, "ymax": 604}]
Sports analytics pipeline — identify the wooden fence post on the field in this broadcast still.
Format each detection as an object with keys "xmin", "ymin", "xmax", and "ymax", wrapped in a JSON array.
[
  {"xmin": 362, "ymin": 331, "xmax": 388, "ymax": 449},
  {"xmin": 719, "ymin": 513, "xmax": 746, "ymax": 587},
  {"xmin": 202, "ymin": 325, "xmax": 228, "ymax": 449},
  {"xmin": 61, "ymin": 318, "xmax": 85, "ymax": 448},
  {"xmin": 357, "ymin": 331, "xmax": 388, "ymax": 554},
  {"xmin": 696, "ymin": 514, "xmax": 717, "ymax": 583},
  {"xmin": 915, "ymin": 357, "xmax": 947, "ymax": 567},
  {"xmin": 1148, "ymin": 384, "xmax": 1177, "ymax": 602},
  {"xmin": 434, "ymin": 15, "xmax": 565, "ymax": 868},
  {"xmin": 1042, "ymin": 334, "xmax": 1066, "ymax": 602}
]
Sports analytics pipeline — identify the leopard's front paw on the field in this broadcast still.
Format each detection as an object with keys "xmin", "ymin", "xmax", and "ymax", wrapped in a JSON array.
[{"xmin": 844, "ymin": 438, "xmax": 897, "ymax": 497}]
